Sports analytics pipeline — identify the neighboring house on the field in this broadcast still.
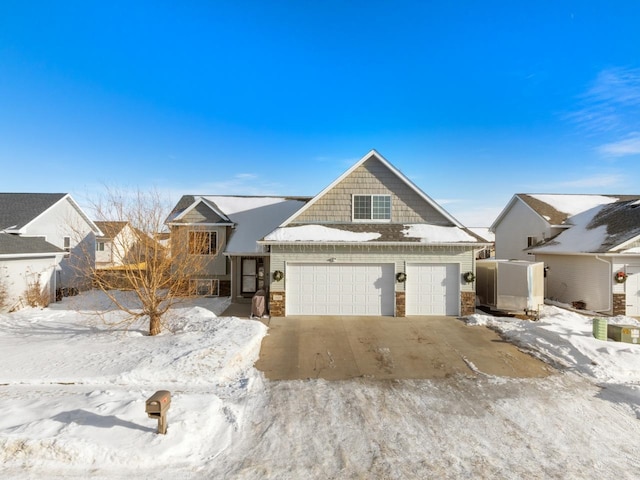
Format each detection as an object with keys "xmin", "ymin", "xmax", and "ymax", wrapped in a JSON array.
[
  {"xmin": 261, "ymin": 150, "xmax": 488, "ymax": 317},
  {"xmin": 491, "ymin": 193, "xmax": 640, "ymax": 316},
  {"xmin": 0, "ymin": 193, "xmax": 102, "ymax": 310},
  {"xmin": 0, "ymin": 233, "xmax": 65, "ymax": 311},
  {"xmin": 94, "ymin": 221, "xmax": 144, "ymax": 269},
  {"xmin": 469, "ymin": 227, "xmax": 495, "ymax": 259},
  {"xmin": 166, "ymin": 194, "xmax": 311, "ymax": 300}
]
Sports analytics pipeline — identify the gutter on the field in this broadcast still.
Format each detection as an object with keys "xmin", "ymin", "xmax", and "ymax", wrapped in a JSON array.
[{"xmin": 258, "ymin": 241, "xmax": 492, "ymax": 247}]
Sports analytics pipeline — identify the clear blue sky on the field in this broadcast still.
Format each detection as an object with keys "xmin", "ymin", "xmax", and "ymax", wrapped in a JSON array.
[{"xmin": 1, "ymin": 1, "xmax": 639, "ymax": 226}]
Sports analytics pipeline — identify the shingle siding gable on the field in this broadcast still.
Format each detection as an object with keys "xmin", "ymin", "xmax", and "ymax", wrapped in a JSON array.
[
  {"xmin": 182, "ymin": 202, "xmax": 225, "ymax": 224},
  {"xmin": 293, "ymin": 157, "xmax": 452, "ymax": 225}
]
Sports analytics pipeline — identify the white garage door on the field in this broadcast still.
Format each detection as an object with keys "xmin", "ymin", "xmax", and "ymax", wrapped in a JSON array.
[
  {"xmin": 286, "ymin": 263, "xmax": 395, "ymax": 316},
  {"xmin": 405, "ymin": 263, "xmax": 460, "ymax": 316}
]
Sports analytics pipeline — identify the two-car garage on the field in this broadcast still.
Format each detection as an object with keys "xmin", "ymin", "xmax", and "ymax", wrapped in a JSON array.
[{"xmin": 285, "ymin": 263, "xmax": 460, "ymax": 316}]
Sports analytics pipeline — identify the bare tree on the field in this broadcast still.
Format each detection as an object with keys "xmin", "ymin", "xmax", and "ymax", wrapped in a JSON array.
[{"xmin": 79, "ymin": 187, "xmax": 210, "ymax": 336}]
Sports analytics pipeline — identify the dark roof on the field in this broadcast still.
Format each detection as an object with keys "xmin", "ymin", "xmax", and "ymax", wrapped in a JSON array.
[
  {"xmin": 518, "ymin": 193, "xmax": 640, "ymax": 226},
  {"xmin": 95, "ymin": 221, "xmax": 128, "ymax": 239},
  {"xmin": 0, "ymin": 193, "xmax": 67, "ymax": 231},
  {"xmin": 0, "ymin": 233, "xmax": 64, "ymax": 256},
  {"xmin": 590, "ymin": 199, "xmax": 640, "ymax": 251}
]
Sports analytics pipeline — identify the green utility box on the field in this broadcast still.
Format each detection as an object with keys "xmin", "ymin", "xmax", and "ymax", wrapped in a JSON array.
[
  {"xmin": 607, "ymin": 324, "xmax": 640, "ymax": 344},
  {"xmin": 592, "ymin": 318, "xmax": 608, "ymax": 341}
]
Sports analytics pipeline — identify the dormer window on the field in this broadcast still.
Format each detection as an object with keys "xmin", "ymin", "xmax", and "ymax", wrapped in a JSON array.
[{"xmin": 353, "ymin": 195, "xmax": 391, "ymax": 221}]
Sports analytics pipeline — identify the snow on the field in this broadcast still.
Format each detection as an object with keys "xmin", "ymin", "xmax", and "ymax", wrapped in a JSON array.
[
  {"xmin": 264, "ymin": 224, "xmax": 381, "ymax": 242},
  {"xmin": 2, "ymin": 292, "xmax": 640, "ymax": 479},
  {"xmin": 402, "ymin": 224, "xmax": 477, "ymax": 242},
  {"xmin": 530, "ymin": 194, "xmax": 618, "ymax": 217},
  {"xmin": 532, "ymin": 205, "xmax": 609, "ymax": 253},
  {"xmin": 201, "ymin": 196, "xmax": 308, "ymax": 253}
]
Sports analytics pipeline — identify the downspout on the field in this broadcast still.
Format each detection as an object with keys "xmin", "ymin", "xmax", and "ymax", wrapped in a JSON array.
[{"xmin": 595, "ymin": 255, "xmax": 612, "ymax": 313}]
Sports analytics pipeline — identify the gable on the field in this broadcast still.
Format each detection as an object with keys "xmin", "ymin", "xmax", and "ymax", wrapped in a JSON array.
[
  {"xmin": 181, "ymin": 201, "xmax": 228, "ymax": 224},
  {"xmin": 0, "ymin": 193, "xmax": 67, "ymax": 231},
  {"xmin": 291, "ymin": 153, "xmax": 455, "ymax": 226}
]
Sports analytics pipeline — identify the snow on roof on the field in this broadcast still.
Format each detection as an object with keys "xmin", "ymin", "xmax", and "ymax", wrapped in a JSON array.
[
  {"xmin": 264, "ymin": 225, "xmax": 381, "ymax": 242},
  {"xmin": 468, "ymin": 227, "xmax": 495, "ymax": 243},
  {"xmin": 402, "ymin": 224, "xmax": 478, "ymax": 243},
  {"xmin": 529, "ymin": 194, "xmax": 618, "ymax": 221},
  {"xmin": 203, "ymin": 196, "xmax": 309, "ymax": 254}
]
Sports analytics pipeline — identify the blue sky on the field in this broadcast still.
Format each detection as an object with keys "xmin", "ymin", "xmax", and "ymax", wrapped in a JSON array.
[{"xmin": 1, "ymin": 1, "xmax": 639, "ymax": 226}]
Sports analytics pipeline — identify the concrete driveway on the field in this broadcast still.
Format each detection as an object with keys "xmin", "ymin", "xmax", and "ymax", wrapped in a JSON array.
[{"xmin": 255, "ymin": 316, "xmax": 552, "ymax": 380}]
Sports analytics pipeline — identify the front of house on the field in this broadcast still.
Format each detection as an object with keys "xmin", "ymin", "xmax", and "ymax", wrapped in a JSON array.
[
  {"xmin": 168, "ymin": 151, "xmax": 488, "ymax": 316},
  {"xmin": 262, "ymin": 150, "xmax": 488, "ymax": 317}
]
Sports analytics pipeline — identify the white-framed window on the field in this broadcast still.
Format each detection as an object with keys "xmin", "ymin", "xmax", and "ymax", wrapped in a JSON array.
[
  {"xmin": 353, "ymin": 194, "xmax": 391, "ymax": 221},
  {"xmin": 96, "ymin": 241, "xmax": 105, "ymax": 251},
  {"xmin": 190, "ymin": 278, "xmax": 219, "ymax": 296},
  {"xmin": 189, "ymin": 231, "xmax": 217, "ymax": 255},
  {"xmin": 63, "ymin": 236, "xmax": 71, "ymax": 252}
]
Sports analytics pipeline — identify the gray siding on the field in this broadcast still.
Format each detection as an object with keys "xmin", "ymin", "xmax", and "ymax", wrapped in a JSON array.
[
  {"xmin": 294, "ymin": 157, "xmax": 452, "ymax": 225},
  {"xmin": 181, "ymin": 203, "xmax": 225, "ymax": 224}
]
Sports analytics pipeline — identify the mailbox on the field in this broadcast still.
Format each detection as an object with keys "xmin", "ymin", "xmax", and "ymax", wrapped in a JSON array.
[{"xmin": 146, "ymin": 390, "xmax": 171, "ymax": 434}]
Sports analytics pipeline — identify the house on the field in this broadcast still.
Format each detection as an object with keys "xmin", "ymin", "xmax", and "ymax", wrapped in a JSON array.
[
  {"xmin": 166, "ymin": 194, "xmax": 311, "ymax": 300},
  {"xmin": 0, "ymin": 193, "xmax": 102, "ymax": 311},
  {"xmin": 491, "ymin": 194, "xmax": 640, "ymax": 316},
  {"xmin": 94, "ymin": 221, "xmax": 146, "ymax": 269},
  {"xmin": 168, "ymin": 151, "xmax": 488, "ymax": 317},
  {"xmin": 261, "ymin": 150, "xmax": 488, "ymax": 317}
]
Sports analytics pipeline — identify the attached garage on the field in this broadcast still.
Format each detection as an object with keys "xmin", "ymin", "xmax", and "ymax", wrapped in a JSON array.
[
  {"xmin": 405, "ymin": 263, "xmax": 460, "ymax": 315},
  {"xmin": 286, "ymin": 263, "xmax": 395, "ymax": 316}
]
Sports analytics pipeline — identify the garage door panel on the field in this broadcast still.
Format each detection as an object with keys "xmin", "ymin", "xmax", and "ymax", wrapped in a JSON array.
[
  {"xmin": 406, "ymin": 263, "xmax": 460, "ymax": 316},
  {"xmin": 287, "ymin": 263, "xmax": 394, "ymax": 316}
]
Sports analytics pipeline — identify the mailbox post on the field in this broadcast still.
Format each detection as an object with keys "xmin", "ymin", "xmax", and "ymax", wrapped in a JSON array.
[{"xmin": 146, "ymin": 390, "xmax": 171, "ymax": 434}]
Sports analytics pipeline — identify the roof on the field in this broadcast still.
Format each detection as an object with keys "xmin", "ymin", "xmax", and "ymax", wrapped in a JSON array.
[
  {"xmin": 264, "ymin": 223, "xmax": 487, "ymax": 245},
  {"xmin": 94, "ymin": 221, "xmax": 128, "ymax": 239},
  {"xmin": 530, "ymin": 197, "xmax": 640, "ymax": 254},
  {"xmin": 491, "ymin": 193, "xmax": 636, "ymax": 230},
  {"xmin": 0, "ymin": 193, "xmax": 66, "ymax": 231},
  {"xmin": 167, "ymin": 195, "xmax": 312, "ymax": 254},
  {"xmin": 0, "ymin": 233, "xmax": 64, "ymax": 257}
]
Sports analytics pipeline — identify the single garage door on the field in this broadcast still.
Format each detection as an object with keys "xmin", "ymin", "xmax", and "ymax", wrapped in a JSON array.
[
  {"xmin": 286, "ymin": 263, "xmax": 395, "ymax": 316},
  {"xmin": 405, "ymin": 263, "xmax": 460, "ymax": 315}
]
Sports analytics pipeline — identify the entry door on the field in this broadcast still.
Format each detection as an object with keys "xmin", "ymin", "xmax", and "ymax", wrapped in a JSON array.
[
  {"xmin": 242, "ymin": 259, "xmax": 257, "ymax": 294},
  {"xmin": 627, "ymin": 267, "xmax": 640, "ymax": 316}
]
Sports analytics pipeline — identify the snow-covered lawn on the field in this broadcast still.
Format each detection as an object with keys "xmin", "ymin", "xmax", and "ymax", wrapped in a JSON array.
[{"xmin": 1, "ymin": 292, "xmax": 639, "ymax": 479}]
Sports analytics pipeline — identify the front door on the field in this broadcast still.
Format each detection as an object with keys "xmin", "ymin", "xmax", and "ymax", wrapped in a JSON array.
[{"xmin": 242, "ymin": 258, "xmax": 257, "ymax": 295}]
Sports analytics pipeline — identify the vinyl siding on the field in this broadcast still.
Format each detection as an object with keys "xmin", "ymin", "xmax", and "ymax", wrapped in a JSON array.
[
  {"xmin": 181, "ymin": 203, "xmax": 225, "ymax": 224},
  {"xmin": 494, "ymin": 199, "xmax": 552, "ymax": 261},
  {"xmin": 536, "ymin": 254, "xmax": 612, "ymax": 312},
  {"xmin": 294, "ymin": 157, "xmax": 452, "ymax": 225},
  {"xmin": 269, "ymin": 244, "xmax": 474, "ymax": 294}
]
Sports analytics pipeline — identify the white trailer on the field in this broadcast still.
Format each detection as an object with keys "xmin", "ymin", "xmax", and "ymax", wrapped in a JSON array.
[{"xmin": 476, "ymin": 259, "xmax": 545, "ymax": 314}]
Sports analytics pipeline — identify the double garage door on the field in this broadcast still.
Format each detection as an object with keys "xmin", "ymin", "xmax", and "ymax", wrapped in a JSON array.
[{"xmin": 286, "ymin": 263, "xmax": 459, "ymax": 316}]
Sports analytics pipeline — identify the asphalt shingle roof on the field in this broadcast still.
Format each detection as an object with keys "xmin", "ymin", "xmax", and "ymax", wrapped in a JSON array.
[
  {"xmin": 0, "ymin": 193, "xmax": 66, "ymax": 231},
  {"xmin": 0, "ymin": 233, "xmax": 64, "ymax": 255}
]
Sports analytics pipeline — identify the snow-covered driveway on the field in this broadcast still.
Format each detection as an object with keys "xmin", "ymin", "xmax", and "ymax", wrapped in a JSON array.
[{"xmin": 0, "ymin": 293, "xmax": 639, "ymax": 479}]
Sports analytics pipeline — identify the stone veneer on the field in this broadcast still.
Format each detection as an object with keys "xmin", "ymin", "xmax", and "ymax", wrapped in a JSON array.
[
  {"xmin": 613, "ymin": 293, "xmax": 626, "ymax": 316},
  {"xmin": 395, "ymin": 292, "xmax": 405, "ymax": 317},
  {"xmin": 461, "ymin": 291, "xmax": 475, "ymax": 316},
  {"xmin": 269, "ymin": 291, "xmax": 286, "ymax": 317}
]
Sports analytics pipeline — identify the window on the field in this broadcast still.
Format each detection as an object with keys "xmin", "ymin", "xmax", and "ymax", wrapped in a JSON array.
[
  {"xmin": 353, "ymin": 195, "xmax": 391, "ymax": 221},
  {"xmin": 189, "ymin": 231, "xmax": 217, "ymax": 255},
  {"xmin": 63, "ymin": 236, "xmax": 71, "ymax": 252},
  {"xmin": 96, "ymin": 242, "xmax": 105, "ymax": 251},
  {"xmin": 190, "ymin": 279, "xmax": 219, "ymax": 296},
  {"xmin": 527, "ymin": 236, "xmax": 538, "ymax": 247}
]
